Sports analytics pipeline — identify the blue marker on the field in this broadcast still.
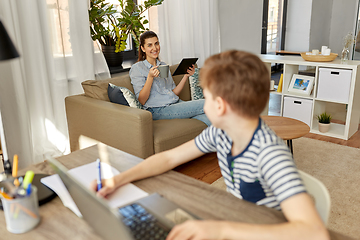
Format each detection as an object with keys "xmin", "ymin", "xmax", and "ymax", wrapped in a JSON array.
[
  {"xmin": 26, "ymin": 183, "xmax": 32, "ymax": 196},
  {"xmin": 96, "ymin": 159, "xmax": 102, "ymax": 191}
]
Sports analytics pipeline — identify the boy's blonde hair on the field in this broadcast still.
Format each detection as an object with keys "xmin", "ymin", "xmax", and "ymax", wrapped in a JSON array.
[{"xmin": 200, "ymin": 50, "xmax": 270, "ymax": 118}]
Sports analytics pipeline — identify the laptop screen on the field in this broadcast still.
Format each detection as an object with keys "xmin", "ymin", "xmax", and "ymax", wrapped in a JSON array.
[{"xmin": 46, "ymin": 156, "xmax": 134, "ymax": 240}]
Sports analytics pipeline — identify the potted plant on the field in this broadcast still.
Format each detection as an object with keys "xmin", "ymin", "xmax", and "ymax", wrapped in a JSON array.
[
  {"xmin": 317, "ymin": 112, "xmax": 332, "ymax": 133},
  {"xmin": 89, "ymin": 0, "xmax": 164, "ymax": 67}
]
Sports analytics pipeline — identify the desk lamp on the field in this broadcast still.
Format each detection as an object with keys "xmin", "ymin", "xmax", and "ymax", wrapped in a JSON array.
[{"xmin": 0, "ymin": 19, "xmax": 19, "ymax": 175}]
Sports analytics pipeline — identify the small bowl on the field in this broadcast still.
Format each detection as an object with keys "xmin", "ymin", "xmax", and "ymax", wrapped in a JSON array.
[{"xmin": 301, "ymin": 52, "xmax": 338, "ymax": 62}]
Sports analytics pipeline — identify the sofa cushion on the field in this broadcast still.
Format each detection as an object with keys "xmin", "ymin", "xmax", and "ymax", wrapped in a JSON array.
[
  {"xmin": 108, "ymin": 83, "xmax": 129, "ymax": 106},
  {"xmin": 82, "ymin": 74, "xmax": 134, "ymax": 101},
  {"xmin": 153, "ymin": 118, "xmax": 207, "ymax": 153},
  {"xmin": 189, "ymin": 68, "xmax": 204, "ymax": 100},
  {"xmin": 108, "ymin": 83, "xmax": 143, "ymax": 109}
]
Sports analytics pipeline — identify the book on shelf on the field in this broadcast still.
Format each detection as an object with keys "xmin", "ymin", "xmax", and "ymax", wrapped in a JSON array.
[{"xmin": 277, "ymin": 74, "xmax": 283, "ymax": 93}]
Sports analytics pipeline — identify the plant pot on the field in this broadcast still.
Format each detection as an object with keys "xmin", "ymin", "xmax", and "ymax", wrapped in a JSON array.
[
  {"xmin": 102, "ymin": 45, "xmax": 123, "ymax": 67},
  {"xmin": 318, "ymin": 122, "xmax": 330, "ymax": 133}
]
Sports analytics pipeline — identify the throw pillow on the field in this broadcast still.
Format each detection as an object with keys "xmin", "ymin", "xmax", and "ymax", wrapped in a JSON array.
[
  {"xmin": 189, "ymin": 68, "xmax": 204, "ymax": 100},
  {"xmin": 108, "ymin": 83, "xmax": 143, "ymax": 109}
]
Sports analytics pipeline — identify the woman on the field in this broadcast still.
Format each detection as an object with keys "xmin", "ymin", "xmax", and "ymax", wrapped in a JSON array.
[{"xmin": 129, "ymin": 31, "xmax": 210, "ymax": 126}]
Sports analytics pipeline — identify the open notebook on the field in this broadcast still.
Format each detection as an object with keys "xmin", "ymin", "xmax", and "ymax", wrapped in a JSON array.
[{"xmin": 41, "ymin": 161, "xmax": 148, "ymax": 217}]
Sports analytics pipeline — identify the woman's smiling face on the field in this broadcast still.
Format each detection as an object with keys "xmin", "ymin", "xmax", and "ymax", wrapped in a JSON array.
[{"xmin": 141, "ymin": 37, "xmax": 160, "ymax": 63}]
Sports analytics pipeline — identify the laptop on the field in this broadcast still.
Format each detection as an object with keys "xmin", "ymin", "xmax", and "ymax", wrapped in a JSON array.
[{"xmin": 46, "ymin": 156, "xmax": 199, "ymax": 240}]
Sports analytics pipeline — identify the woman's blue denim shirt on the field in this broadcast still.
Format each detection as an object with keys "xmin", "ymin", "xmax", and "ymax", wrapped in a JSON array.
[{"xmin": 129, "ymin": 59, "xmax": 179, "ymax": 109}]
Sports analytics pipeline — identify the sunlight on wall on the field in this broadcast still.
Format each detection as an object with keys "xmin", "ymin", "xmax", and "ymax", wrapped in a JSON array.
[
  {"xmin": 79, "ymin": 135, "xmax": 100, "ymax": 150},
  {"xmin": 45, "ymin": 118, "xmax": 69, "ymax": 154},
  {"xmin": 78, "ymin": 135, "xmax": 111, "ymax": 165},
  {"xmin": 98, "ymin": 142, "xmax": 111, "ymax": 165}
]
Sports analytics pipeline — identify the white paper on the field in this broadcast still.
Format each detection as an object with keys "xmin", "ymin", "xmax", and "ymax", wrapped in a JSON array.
[
  {"xmin": 41, "ymin": 174, "xmax": 82, "ymax": 217},
  {"xmin": 41, "ymin": 162, "xmax": 149, "ymax": 217}
]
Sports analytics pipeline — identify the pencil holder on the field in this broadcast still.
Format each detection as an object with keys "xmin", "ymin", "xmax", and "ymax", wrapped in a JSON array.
[{"xmin": 1, "ymin": 186, "xmax": 40, "ymax": 234}]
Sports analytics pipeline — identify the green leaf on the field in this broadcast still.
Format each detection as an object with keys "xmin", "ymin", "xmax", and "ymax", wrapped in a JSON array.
[
  {"xmin": 317, "ymin": 112, "xmax": 332, "ymax": 124},
  {"xmin": 89, "ymin": 0, "xmax": 163, "ymax": 47}
]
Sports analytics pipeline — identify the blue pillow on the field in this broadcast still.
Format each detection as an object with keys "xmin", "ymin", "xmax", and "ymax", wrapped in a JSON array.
[
  {"xmin": 189, "ymin": 68, "xmax": 204, "ymax": 100},
  {"xmin": 108, "ymin": 83, "xmax": 143, "ymax": 109}
]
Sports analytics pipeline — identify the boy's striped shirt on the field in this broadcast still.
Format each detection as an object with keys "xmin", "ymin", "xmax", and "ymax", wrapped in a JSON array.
[{"xmin": 194, "ymin": 119, "xmax": 306, "ymax": 210}]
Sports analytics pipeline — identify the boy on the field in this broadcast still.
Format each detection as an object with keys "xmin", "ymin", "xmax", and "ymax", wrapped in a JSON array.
[{"xmin": 91, "ymin": 51, "xmax": 329, "ymax": 240}]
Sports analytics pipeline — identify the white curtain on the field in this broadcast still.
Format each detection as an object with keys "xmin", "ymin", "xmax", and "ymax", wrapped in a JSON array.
[
  {"xmin": 0, "ymin": 0, "xmax": 110, "ymax": 169},
  {"xmin": 152, "ymin": 0, "xmax": 221, "ymax": 67}
]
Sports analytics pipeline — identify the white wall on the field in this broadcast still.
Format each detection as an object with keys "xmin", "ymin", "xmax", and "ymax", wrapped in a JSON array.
[
  {"xmin": 286, "ymin": 0, "xmax": 358, "ymax": 56},
  {"xmin": 218, "ymin": 0, "xmax": 263, "ymax": 53},
  {"xmin": 329, "ymin": 0, "xmax": 359, "ymax": 56},
  {"xmin": 309, "ymin": 0, "xmax": 332, "ymax": 51},
  {"xmin": 217, "ymin": 0, "xmax": 359, "ymax": 56},
  {"xmin": 285, "ymin": 0, "xmax": 313, "ymax": 52}
]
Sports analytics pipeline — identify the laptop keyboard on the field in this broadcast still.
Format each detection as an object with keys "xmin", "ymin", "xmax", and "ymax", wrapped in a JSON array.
[{"xmin": 119, "ymin": 203, "xmax": 169, "ymax": 240}]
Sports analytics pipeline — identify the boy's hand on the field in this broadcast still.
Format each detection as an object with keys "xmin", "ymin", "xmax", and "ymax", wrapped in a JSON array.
[
  {"xmin": 90, "ymin": 177, "xmax": 118, "ymax": 198},
  {"xmin": 166, "ymin": 220, "xmax": 223, "ymax": 240},
  {"xmin": 185, "ymin": 64, "xmax": 195, "ymax": 77}
]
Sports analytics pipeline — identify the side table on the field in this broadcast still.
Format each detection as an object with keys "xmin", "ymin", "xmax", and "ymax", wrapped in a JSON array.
[{"xmin": 262, "ymin": 116, "xmax": 310, "ymax": 154}]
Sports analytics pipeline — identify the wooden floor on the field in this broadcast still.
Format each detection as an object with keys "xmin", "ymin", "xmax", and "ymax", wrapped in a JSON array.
[
  {"xmin": 174, "ymin": 127, "xmax": 360, "ymax": 184},
  {"xmin": 304, "ymin": 126, "xmax": 360, "ymax": 148},
  {"xmin": 173, "ymin": 152, "xmax": 222, "ymax": 184}
]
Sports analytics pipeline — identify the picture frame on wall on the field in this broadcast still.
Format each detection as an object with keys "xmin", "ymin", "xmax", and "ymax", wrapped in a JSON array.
[{"xmin": 288, "ymin": 74, "xmax": 315, "ymax": 95}]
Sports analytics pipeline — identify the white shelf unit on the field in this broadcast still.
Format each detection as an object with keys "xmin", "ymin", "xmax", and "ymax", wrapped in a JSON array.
[{"xmin": 261, "ymin": 55, "xmax": 360, "ymax": 140}]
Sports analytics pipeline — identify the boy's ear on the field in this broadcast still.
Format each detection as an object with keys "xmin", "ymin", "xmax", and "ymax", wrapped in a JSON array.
[{"xmin": 215, "ymin": 96, "xmax": 227, "ymax": 116}]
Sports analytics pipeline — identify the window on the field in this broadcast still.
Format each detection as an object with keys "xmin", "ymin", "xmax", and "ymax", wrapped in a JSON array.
[
  {"xmin": 261, "ymin": 0, "xmax": 287, "ymax": 54},
  {"xmin": 47, "ymin": 0, "xmax": 72, "ymax": 57},
  {"xmin": 269, "ymin": 7, "xmax": 275, "ymax": 22}
]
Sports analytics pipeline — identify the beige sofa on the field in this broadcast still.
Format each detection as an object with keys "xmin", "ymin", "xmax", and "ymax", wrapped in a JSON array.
[{"xmin": 65, "ymin": 64, "xmax": 207, "ymax": 159}]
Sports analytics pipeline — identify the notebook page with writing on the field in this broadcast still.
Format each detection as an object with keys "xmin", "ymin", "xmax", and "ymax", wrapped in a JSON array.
[{"xmin": 41, "ymin": 162, "xmax": 148, "ymax": 217}]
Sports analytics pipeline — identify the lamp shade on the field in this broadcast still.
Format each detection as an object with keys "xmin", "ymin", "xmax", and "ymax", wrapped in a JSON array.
[{"xmin": 0, "ymin": 20, "xmax": 19, "ymax": 61}]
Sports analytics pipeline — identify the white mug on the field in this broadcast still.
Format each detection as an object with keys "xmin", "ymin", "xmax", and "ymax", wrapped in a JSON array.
[
  {"xmin": 321, "ymin": 46, "xmax": 328, "ymax": 55},
  {"xmin": 270, "ymin": 80, "xmax": 275, "ymax": 90},
  {"xmin": 323, "ymin": 48, "xmax": 331, "ymax": 56}
]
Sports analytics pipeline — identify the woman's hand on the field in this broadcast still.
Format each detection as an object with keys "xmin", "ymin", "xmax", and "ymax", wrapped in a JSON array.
[
  {"xmin": 148, "ymin": 66, "xmax": 160, "ymax": 78},
  {"xmin": 139, "ymin": 66, "xmax": 158, "ymax": 105},
  {"xmin": 173, "ymin": 64, "xmax": 195, "ymax": 95},
  {"xmin": 90, "ymin": 177, "xmax": 119, "ymax": 198},
  {"xmin": 185, "ymin": 64, "xmax": 195, "ymax": 77}
]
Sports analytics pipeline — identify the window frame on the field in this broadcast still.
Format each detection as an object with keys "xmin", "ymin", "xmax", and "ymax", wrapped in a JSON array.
[{"xmin": 261, "ymin": 0, "xmax": 288, "ymax": 54}]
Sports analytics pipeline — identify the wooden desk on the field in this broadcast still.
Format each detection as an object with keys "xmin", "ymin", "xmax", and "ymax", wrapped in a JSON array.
[
  {"xmin": 262, "ymin": 116, "xmax": 310, "ymax": 153},
  {"xmin": 0, "ymin": 144, "xmax": 353, "ymax": 240}
]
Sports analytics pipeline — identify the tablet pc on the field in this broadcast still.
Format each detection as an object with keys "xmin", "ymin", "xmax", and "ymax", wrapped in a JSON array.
[{"xmin": 172, "ymin": 58, "xmax": 198, "ymax": 76}]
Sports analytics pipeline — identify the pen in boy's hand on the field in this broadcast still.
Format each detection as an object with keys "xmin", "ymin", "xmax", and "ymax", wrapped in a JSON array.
[{"xmin": 96, "ymin": 159, "xmax": 102, "ymax": 191}]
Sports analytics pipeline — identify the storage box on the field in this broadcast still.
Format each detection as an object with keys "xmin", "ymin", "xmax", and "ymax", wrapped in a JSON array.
[
  {"xmin": 317, "ymin": 68, "xmax": 352, "ymax": 103},
  {"xmin": 283, "ymin": 97, "xmax": 313, "ymax": 126}
]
